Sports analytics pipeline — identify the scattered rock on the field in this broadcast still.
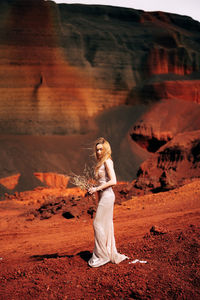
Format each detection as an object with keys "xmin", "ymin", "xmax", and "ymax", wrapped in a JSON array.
[
  {"xmin": 150, "ymin": 225, "xmax": 168, "ymax": 235},
  {"xmin": 62, "ymin": 212, "xmax": 75, "ymax": 219}
]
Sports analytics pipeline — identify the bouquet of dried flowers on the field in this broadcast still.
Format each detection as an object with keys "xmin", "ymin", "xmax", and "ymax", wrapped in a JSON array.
[{"xmin": 69, "ymin": 164, "xmax": 97, "ymax": 200}]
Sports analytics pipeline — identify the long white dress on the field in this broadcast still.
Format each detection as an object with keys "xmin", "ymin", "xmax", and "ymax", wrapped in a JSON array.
[{"xmin": 88, "ymin": 158, "xmax": 128, "ymax": 267}]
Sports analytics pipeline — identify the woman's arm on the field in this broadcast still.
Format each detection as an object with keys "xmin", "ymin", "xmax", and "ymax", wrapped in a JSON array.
[{"xmin": 89, "ymin": 159, "xmax": 117, "ymax": 194}]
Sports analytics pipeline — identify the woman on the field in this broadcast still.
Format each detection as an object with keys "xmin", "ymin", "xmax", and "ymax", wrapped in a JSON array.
[{"xmin": 88, "ymin": 137, "xmax": 128, "ymax": 267}]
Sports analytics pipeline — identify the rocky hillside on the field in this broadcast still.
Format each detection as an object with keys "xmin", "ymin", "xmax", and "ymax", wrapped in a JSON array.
[
  {"xmin": 0, "ymin": 0, "xmax": 200, "ymax": 195},
  {"xmin": 135, "ymin": 130, "xmax": 200, "ymax": 192},
  {"xmin": 0, "ymin": 0, "xmax": 199, "ymax": 134}
]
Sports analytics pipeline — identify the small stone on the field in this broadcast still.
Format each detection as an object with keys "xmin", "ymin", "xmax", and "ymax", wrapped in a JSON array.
[{"xmin": 150, "ymin": 225, "xmax": 168, "ymax": 235}]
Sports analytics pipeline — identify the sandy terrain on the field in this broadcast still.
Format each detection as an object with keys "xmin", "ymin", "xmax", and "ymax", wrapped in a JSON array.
[{"xmin": 0, "ymin": 179, "xmax": 199, "ymax": 299}]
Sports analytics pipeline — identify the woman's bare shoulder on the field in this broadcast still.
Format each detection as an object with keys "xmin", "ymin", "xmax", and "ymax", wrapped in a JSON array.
[{"xmin": 104, "ymin": 158, "xmax": 113, "ymax": 167}]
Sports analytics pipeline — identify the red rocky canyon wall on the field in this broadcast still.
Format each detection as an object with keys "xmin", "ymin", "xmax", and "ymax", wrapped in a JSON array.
[
  {"xmin": 0, "ymin": 1, "xmax": 200, "ymax": 194},
  {"xmin": 0, "ymin": 1, "xmax": 200, "ymax": 134}
]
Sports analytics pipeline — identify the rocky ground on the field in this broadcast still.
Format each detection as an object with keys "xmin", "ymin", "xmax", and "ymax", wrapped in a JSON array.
[{"xmin": 0, "ymin": 179, "xmax": 200, "ymax": 299}]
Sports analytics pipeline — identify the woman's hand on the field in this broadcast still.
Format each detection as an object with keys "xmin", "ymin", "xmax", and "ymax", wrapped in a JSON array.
[{"xmin": 88, "ymin": 187, "xmax": 97, "ymax": 194}]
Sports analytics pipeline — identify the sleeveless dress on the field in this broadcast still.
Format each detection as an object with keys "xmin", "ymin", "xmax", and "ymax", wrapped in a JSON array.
[{"xmin": 88, "ymin": 158, "xmax": 128, "ymax": 267}]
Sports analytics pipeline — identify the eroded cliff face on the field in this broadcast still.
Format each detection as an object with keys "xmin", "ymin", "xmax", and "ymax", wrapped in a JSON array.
[
  {"xmin": 129, "ymin": 99, "xmax": 200, "ymax": 191},
  {"xmin": 0, "ymin": 0, "xmax": 98, "ymax": 134},
  {"xmin": 135, "ymin": 131, "xmax": 200, "ymax": 192},
  {"xmin": 130, "ymin": 99, "xmax": 200, "ymax": 153},
  {"xmin": 0, "ymin": 1, "xmax": 200, "ymax": 134},
  {"xmin": 0, "ymin": 1, "xmax": 200, "ymax": 193}
]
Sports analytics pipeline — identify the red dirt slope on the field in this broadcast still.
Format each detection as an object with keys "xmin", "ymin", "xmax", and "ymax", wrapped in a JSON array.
[{"xmin": 0, "ymin": 179, "xmax": 199, "ymax": 299}]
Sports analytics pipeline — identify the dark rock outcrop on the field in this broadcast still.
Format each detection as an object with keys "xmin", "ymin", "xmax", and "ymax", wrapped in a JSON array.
[{"xmin": 135, "ymin": 130, "xmax": 200, "ymax": 192}]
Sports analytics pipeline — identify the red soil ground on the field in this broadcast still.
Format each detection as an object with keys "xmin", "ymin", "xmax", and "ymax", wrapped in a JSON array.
[{"xmin": 0, "ymin": 180, "xmax": 200, "ymax": 299}]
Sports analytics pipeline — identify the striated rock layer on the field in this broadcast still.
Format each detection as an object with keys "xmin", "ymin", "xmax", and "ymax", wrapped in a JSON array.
[
  {"xmin": 0, "ymin": 1, "xmax": 200, "ymax": 134},
  {"xmin": 0, "ymin": 1, "xmax": 200, "ymax": 194}
]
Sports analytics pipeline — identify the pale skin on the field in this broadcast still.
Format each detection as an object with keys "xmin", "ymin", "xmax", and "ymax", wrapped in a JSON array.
[{"xmin": 88, "ymin": 143, "xmax": 117, "ymax": 194}]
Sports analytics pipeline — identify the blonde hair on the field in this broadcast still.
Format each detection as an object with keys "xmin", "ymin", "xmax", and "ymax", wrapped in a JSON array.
[{"xmin": 94, "ymin": 137, "xmax": 112, "ymax": 178}]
